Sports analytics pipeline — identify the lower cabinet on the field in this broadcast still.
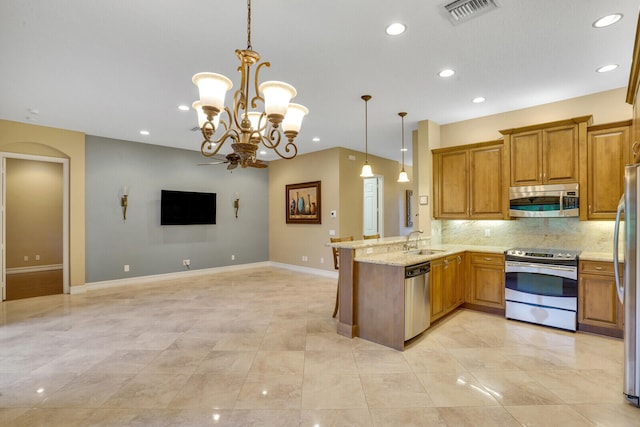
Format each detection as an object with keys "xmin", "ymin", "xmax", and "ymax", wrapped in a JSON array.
[
  {"xmin": 466, "ymin": 252, "xmax": 505, "ymax": 311},
  {"xmin": 578, "ymin": 260, "xmax": 624, "ymax": 338},
  {"xmin": 431, "ymin": 253, "xmax": 465, "ymax": 322}
]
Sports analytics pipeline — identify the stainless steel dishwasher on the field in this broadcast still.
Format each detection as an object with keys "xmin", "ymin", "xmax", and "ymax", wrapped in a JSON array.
[{"xmin": 404, "ymin": 261, "xmax": 431, "ymax": 341}]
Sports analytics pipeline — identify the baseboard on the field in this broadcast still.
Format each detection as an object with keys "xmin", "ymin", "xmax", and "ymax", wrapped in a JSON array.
[
  {"xmin": 270, "ymin": 262, "xmax": 338, "ymax": 279},
  {"xmin": 81, "ymin": 261, "xmax": 336, "ymax": 293},
  {"xmin": 6, "ymin": 264, "xmax": 63, "ymax": 275}
]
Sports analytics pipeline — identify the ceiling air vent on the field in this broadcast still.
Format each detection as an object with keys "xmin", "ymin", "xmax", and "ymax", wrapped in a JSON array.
[{"xmin": 443, "ymin": 0, "xmax": 499, "ymax": 25}]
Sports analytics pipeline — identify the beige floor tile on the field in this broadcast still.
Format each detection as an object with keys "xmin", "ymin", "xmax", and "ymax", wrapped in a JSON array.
[
  {"xmin": 472, "ymin": 369, "xmax": 563, "ymax": 406},
  {"xmin": 102, "ymin": 372, "xmax": 190, "ymax": 409},
  {"xmin": 505, "ymin": 404, "xmax": 593, "ymax": 426},
  {"xmin": 0, "ymin": 266, "xmax": 633, "ymax": 425},
  {"xmin": 301, "ymin": 408, "xmax": 373, "ymax": 426},
  {"xmin": 354, "ymin": 349, "xmax": 413, "ymax": 374},
  {"xmin": 301, "ymin": 373, "xmax": 367, "ymax": 409},
  {"xmin": 437, "ymin": 406, "xmax": 522, "ymax": 426},
  {"xmin": 168, "ymin": 373, "xmax": 245, "ymax": 409},
  {"xmin": 415, "ymin": 371, "xmax": 500, "ymax": 407},
  {"xmin": 235, "ymin": 374, "xmax": 303, "ymax": 410},
  {"xmin": 572, "ymin": 402, "xmax": 640, "ymax": 426},
  {"xmin": 360, "ymin": 372, "xmax": 434, "ymax": 408},
  {"xmin": 370, "ymin": 407, "xmax": 447, "ymax": 427},
  {"xmin": 303, "ymin": 350, "xmax": 358, "ymax": 375}
]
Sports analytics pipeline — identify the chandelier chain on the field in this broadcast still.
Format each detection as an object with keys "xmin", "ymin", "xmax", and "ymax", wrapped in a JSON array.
[{"xmin": 247, "ymin": 0, "xmax": 252, "ymax": 50}]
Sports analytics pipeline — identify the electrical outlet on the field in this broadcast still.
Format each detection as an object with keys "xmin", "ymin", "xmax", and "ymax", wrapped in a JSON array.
[
  {"xmin": 24, "ymin": 255, "xmax": 28, "ymax": 262},
  {"xmin": 484, "ymin": 229, "xmax": 491, "ymax": 237},
  {"xmin": 183, "ymin": 259, "xmax": 190, "ymax": 266},
  {"xmin": 124, "ymin": 264, "xmax": 130, "ymax": 272},
  {"xmin": 231, "ymin": 255, "xmax": 235, "ymax": 261},
  {"xmin": 320, "ymin": 257, "xmax": 324, "ymax": 264},
  {"xmin": 301, "ymin": 256, "xmax": 308, "ymax": 262},
  {"xmin": 35, "ymin": 255, "xmax": 40, "ymax": 261},
  {"xmin": 329, "ymin": 229, "xmax": 336, "ymax": 236}
]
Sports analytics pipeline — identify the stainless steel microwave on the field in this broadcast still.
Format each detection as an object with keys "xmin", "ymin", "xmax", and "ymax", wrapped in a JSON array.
[{"xmin": 509, "ymin": 183, "xmax": 579, "ymax": 218}]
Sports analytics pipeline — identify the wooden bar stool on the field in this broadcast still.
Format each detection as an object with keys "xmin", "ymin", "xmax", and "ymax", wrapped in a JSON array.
[
  {"xmin": 330, "ymin": 236, "xmax": 353, "ymax": 318},
  {"xmin": 363, "ymin": 233, "xmax": 380, "ymax": 240}
]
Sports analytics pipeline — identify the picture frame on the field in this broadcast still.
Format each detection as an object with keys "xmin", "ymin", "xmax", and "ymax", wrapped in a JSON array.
[
  {"xmin": 405, "ymin": 189, "xmax": 413, "ymax": 227},
  {"xmin": 286, "ymin": 181, "xmax": 321, "ymax": 224}
]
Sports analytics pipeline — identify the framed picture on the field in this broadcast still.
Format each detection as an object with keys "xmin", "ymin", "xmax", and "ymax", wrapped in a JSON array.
[
  {"xmin": 286, "ymin": 181, "xmax": 321, "ymax": 224},
  {"xmin": 405, "ymin": 189, "xmax": 413, "ymax": 227}
]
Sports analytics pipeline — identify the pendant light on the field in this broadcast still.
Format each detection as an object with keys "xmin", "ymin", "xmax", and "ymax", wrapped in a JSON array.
[
  {"xmin": 360, "ymin": 95, "xmax": 374, "ymax": 177},
  {"xmin": 397, "ymin": 112, "xmax": 410, "ymax": 183}
]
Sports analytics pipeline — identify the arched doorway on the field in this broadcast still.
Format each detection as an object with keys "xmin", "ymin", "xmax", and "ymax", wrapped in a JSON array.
[{"xmin": 1, "ymin": 153, "xmax": 69, "ymax": 300}]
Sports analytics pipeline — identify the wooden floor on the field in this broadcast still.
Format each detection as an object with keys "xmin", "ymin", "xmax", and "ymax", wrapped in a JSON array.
[{"xmin": 6, "ymin": 269, "xmax": 62, "ymax": 300}]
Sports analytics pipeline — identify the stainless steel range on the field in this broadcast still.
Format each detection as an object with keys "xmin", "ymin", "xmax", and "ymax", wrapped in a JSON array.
[{"xmin": 504, "ymin": 248, "xmax": 580, "ymax": 331}]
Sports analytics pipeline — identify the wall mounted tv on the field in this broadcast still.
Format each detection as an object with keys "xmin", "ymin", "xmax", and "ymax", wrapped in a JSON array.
[{"xmin": 161, "ymin": 190, "xmax": 216, "ymax": 225}]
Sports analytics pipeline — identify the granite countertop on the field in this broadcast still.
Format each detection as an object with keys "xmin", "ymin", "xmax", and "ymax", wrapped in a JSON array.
[
  {"xmin": 354, "ymin": 244, "xmax": 508, "ymax": 267},
  {"xmin": 579, "ymin": 251, "xmax": 623, "ymax": 263},
  {"xmin": 329, "ymin": 235, "xmax": 623, "ymax": 266}
]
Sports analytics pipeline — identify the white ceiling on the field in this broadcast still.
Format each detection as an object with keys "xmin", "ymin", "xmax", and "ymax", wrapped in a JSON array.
[{"xmin": 1, "ymin": 0, "xmax": 638, "ymax": 166}]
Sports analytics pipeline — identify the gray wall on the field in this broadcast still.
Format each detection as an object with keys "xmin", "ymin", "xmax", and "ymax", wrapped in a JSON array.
[{"xmin": 85, "ymin": 136, "xmax": 269, "ymax": 282}]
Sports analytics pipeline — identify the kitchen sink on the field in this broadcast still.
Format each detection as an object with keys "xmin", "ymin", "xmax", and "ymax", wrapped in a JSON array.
[{"xmin": 404, "ymin": 249, "xmax": 444, "ymax": 256}]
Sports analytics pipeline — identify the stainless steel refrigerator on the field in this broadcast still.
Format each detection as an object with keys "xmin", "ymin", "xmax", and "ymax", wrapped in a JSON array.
[{"xmin": 614, "ymin": 164, "xmax": 640, "ymax": 407}]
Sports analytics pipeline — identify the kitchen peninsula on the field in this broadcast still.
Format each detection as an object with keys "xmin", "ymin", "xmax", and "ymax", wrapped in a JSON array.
[
  {"xmin": 328, "ymin": 236, "xmax": 506, "ymax": 350},
  {"xmin": 328, "ymin": 236, "xmax": 622, "ymax": 350}
]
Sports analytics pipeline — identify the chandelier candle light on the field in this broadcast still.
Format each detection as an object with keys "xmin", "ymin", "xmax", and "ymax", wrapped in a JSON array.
[
  {"xmin": 360, "ymin": 95, "xmax": 374, "ymax": 178},
  {"xmin": 397, "ymin": 112, "xmax": 409, "ymax": 183},
  {"xmin": 191, "ymin": 0, "xmax": 308, "ymax": 169}
]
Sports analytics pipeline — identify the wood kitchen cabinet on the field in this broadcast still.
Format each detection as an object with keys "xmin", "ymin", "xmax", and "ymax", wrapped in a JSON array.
[
  {"xmin": 500, "ymin": 116, "xmax": 591, "ymax": 187},
  {"xmin": 466, "ymin": 252, "xmax": 505, "ymax": 312},
  {"xmin": 432, "ymin": 140, "xmax": 507, "ymax": 219},
  {"xmin": 430, "ymin": 253, "xmax": 465, "ymax": 322},
  {"xmin": 578, "ymin": 260, "xmax": 624, "ymax": 338},
  {"xmin": 586, "ymin": 121, "xmax": 631, "ymax": 220}
]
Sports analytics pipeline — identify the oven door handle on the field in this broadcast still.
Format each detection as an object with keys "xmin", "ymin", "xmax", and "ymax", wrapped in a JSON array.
[{"xmin": 505, "ymin": 261, "xmax": 577, "ymax": 280}]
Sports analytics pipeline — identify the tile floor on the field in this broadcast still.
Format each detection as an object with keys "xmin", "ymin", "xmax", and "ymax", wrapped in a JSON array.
[{"xmin": 0, "ymin": 266, "xmax": 639, "ymax": 426}]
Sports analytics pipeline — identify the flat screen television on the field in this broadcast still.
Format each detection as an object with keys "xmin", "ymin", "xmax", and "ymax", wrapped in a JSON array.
[{"xmin": 161, "ymin": 190, "xmax": 216, "ymax": 225}]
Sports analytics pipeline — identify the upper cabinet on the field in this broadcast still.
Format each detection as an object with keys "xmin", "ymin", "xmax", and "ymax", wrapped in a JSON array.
[
  {"xmin": 627, "ymin": 13, "xmax": 640, "ymax": 164},
  {"xmin": 500, "ymin": 116, "xmax": 591, "ymax": 187},
  {"xmin": 433, "ymin": 140, "xmax": 507, "ymax": 219},
  {"xmin": 586, "ymin": 121, "xmax": 631, "ymax": 220}
]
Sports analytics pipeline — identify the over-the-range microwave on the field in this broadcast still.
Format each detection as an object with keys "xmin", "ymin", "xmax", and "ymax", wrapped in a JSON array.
[{"xmin": 509, "ymin": 183, "xmax": 579, "ymax": 218}]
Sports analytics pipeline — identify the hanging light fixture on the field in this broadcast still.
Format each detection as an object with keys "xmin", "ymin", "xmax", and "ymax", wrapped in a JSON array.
[
  {"xmin": 191, "ymin": 0, "xmax": 308, "ymax": 169},
  {"xmin": 397, "ymin": 112, "xmax": 410, "ymax": 183},
  {"xmin": 360, "ymin": 95, "xmax": 374, "ymax": 178}
]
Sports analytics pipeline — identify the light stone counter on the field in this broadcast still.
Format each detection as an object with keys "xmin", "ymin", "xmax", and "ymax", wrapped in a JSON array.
[
  {"xmin": 353, "ymin": 244, "xmax": 507, "ymax": 267},
  {"xmin": 579, "ymin": 250, "xmax": 623, "ymax": 263}
]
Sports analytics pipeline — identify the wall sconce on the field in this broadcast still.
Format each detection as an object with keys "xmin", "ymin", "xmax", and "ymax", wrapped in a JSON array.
[
  {"xmin": 121, "ymin": 186, "xmax": 129, "ymax": 220},
  {"xmin": 233, "ymin": 192, "xmax": 240, "ymax": 218}
]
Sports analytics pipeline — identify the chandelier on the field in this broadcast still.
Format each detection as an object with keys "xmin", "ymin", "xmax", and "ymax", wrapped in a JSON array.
[{"xmin": 191, "ymin": 0, "xmax": 308, "ymax": 169}]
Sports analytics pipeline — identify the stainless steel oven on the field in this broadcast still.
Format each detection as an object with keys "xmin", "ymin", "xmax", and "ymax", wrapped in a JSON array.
[{"xmin": 504, "ymin": 248, "xmax": 579, "ymax": 331}]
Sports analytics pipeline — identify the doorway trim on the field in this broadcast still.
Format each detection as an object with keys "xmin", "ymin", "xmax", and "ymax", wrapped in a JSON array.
[
  {"xmin": 363, "ymin": 175, "xmax": 383, "ymax": 238},
  {"xmin": 1, "ymin": 152, "xmax": 70, "ymax": 300}
]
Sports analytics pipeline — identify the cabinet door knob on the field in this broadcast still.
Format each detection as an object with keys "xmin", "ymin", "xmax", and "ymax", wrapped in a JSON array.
[{"xmin": 633, "ymin": 141, "xmax": 639, "ymax": 157}]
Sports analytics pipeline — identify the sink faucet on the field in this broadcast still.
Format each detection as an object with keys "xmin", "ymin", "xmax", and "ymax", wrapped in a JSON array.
[{"xmin": 404, "ymin": 229, "xmax": 424, "ymax": 251}]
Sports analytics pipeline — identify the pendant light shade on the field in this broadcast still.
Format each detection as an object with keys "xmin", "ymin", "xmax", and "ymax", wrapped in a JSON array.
[
  {"xmin": 397, "ymin": 111, "xmax": 410, "ymax": 183},
  {"xmin": 360, "ymin": 95, "xmax": 374, "ymax": 178}
]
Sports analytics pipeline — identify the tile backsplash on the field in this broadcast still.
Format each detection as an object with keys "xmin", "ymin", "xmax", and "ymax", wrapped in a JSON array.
[{"xmin": 432, "ymin": 218, "xmax": 619, "ymax": 253}]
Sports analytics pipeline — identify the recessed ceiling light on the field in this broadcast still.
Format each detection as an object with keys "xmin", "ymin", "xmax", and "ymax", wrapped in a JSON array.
[
  {"xmin": 312, "ymin": 137, "xmax": 320, "ymax": 142},
  {"xmin": 439, "ymin": 69, "xmax": 455, "ymax": 78},
  {"xmin": 593, "ymin": 13, "xmax": 623, "ymax": 28},
  {"xmin": 472, "ymin": 97, "xmax": 486, "ymax": 103},
  {"xmin": 401, "ymin": 148, "xmax": 408, "ymax": 152},
  {"xmin": 139, "ymin": 130, "xmax": 150, "ymax": 135},
  {"xmin": 177, "ymin": 105, "xmax": 190, "ymax": 111},
  {"xmin": 259, "ymin": 150, "xmax": 267, "ymax": 155},
  {"xmin": 386, "ymin": 23, "xmax": 406, "ymax": 36},
  {"xmin": 596, "ymin": 64, "xmax": 618, "ymax": 73}
]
